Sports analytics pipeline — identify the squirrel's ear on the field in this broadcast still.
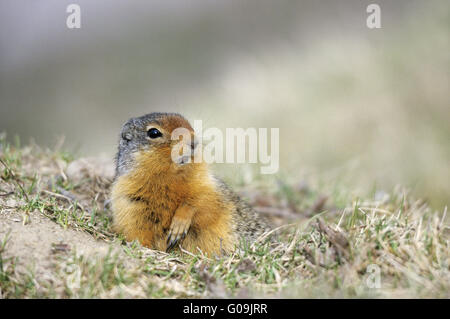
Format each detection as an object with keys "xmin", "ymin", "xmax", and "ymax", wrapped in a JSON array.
[
  {"xmin": 121, "ymin": 120, "xmax": 135, "ymax": 141},
  {"xmin": 122, "ymin": 131, "xmax": 133, "ymax": 141}
]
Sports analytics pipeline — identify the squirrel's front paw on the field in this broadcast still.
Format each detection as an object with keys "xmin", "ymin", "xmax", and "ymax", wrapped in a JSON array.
[
  {"xmin": 166, "ymin": 205, "xmax": 195, "ymax": 252},
  {"xmin": 166, "ymin": 216, "xmax": 191, "ymax": 252}
]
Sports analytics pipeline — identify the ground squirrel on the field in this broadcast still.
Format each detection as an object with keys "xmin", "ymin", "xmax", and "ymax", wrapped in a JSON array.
[{"xmin": 111, "ymin": 112, "xmax": 271, "ymax": 255}]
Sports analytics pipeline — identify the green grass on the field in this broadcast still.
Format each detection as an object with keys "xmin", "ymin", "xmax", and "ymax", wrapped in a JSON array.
[{"xmin": 0, "ymin": 138, "xmax": 448, "ymax": 298}]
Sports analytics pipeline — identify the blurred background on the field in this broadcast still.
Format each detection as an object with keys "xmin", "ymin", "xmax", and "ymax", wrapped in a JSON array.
[{"xmin": 0, "ymin": 0, "xmax": 448, "ymax": 208}]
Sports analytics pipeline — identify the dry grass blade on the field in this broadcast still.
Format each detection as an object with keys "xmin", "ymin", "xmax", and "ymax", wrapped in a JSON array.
[
  {"xmin": 316, "ymin": 218, "xmax": 350, "ymax": 260},
  {"xmin": 0, "ymin": 157, "xmax": 29, "ymax": 201}
]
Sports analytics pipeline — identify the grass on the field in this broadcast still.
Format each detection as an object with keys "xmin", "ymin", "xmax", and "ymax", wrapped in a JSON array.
[{"xmin": 0, "ymin": 137, "xmax": 449, "ymax": 298}]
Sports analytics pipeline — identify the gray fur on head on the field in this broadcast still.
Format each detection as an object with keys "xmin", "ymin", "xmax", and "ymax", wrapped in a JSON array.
[{"xmin": 114, "ymin": 112, "xmax": 184, "ymax": 178}]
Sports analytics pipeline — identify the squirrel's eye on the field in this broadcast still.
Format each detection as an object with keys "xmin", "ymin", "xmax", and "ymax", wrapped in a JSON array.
[{"xmin": 147, "ymin": 128, "xmax": 162, "ymax": 139}]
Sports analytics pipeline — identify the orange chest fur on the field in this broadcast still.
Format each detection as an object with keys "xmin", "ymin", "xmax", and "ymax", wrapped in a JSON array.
[{"xmin": 118, "ymin": 176, "xmax": 189, "ymax": 215}]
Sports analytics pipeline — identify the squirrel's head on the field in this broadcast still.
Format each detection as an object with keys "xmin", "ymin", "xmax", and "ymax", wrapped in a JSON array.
[{"xmin": 115, "ymin": 112, "xmax": 200, "ymax": 178}]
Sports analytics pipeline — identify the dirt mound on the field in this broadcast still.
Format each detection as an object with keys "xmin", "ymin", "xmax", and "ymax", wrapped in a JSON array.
[{"xmin": 0, "ymin": 207, "xmax": 119, "ymax": 280}]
